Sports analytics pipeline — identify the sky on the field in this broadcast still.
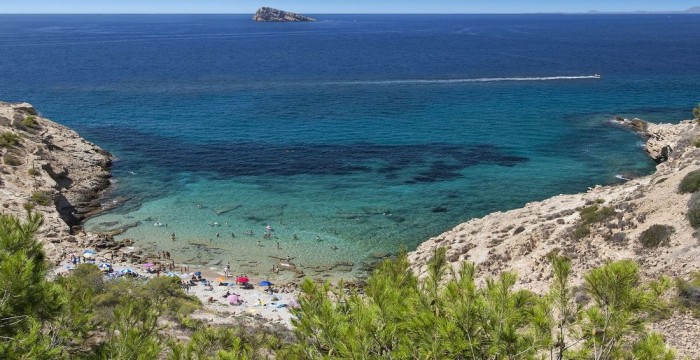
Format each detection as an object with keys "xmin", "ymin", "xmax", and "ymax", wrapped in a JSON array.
[{"xmin": 0, "ymin": 0, "xmax": 698, "ymax": 14}]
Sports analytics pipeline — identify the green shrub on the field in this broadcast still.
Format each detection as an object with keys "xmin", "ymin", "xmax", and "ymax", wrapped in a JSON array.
[
  {"xmin": 30, "ymin": 191, "xmax": 52, "ymax": 206},
  {"xmin": 675, "ymin": 272, "xmax": 700, "ymax": 318},
  {"xmin": 0, "ymin": 131, "xmax": 21, "ymax": 147},
  {"xmin": 694, "ymin": 102, "xmax": 700, "ymax": 119},
  {"xmin": 638, "ymin": 224, "xmax": 674, "ymax": 248},
  {"xmin": 579, "ymin": 205, "xmax": 615, "ymax": 224},
  {"xmin": 679, "ymin": 170, "xmax": 700, "ymax": 194},
  {"xmin": 27, "ymin": 167, "xmax": 39, "ymax": 176},
  {"xmin": 3, "ymin": 153, "xmax": 21, "ymax": 166},
  {"xmin": 688, "ymin": 193, "xmax": 700, "ymax": 228},
  {"xmin": 694, "ymin": 138, "xmax": 700, "ymax": 148},
  {"xmin": 21, "ymin": 115, "xmax": 39, "ymax": 128},
  {"xmin": 573, "ymin": 224, "xmax": 591, "ymax": 239}
]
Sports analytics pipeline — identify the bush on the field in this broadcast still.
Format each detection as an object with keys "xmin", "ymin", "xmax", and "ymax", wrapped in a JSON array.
[
  {"xmin": 573, "ymin": 224, "xmax": 591, "ymax": 239},
  {"xmin": 694, "ymin": 102, "xmax": 700, "ymax": 119},
  {"xmin": 638, "ymin": 224, "xmax": 674, "ymax": 248},
  {"xmin": 0, "ymin": 131, "xmax": 21, "ymax": 147},
  {"xmin": 579, "ymin": 205, "xmax": 616, "ymax": 224},
  {"xmin": 27, "ymin": 167, "xmax": 39, "ymax": 176},
  {"xmin": 30, "ymin": 191, "xmax": 52, "ymax": 206},
  {"xmin": 21, "ymin": 115, "xmax": 39, "ymax": 128},
  {"xmin": 688, "ymin": 193, "xmax": 700, "ymax": 228},
  {"xmin": 679, "ymin": 170, "xmax": 700, "ymax": 194},
  {"xmin": 3, "ymin": 153, "xmax": 21, "ymax": 166},
  {"xmin": 676, "ymin": 272, "xmax": 700, "ymax": 318},
  {"xmin": 694, "ymin": 138, "xmax": 700, "ymax": 148}
]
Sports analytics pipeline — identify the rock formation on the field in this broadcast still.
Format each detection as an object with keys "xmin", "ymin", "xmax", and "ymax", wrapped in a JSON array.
[
  {"xmin": 253, "ymin": 7, "xmax": 316, "ymax": 22},
  {"xmin": 0, "ymin": 102, "xmax": 114, "ymax": 260},
  {"xmin": 408, "ymin": 118, "xmax": 700, "ymax": 357}
]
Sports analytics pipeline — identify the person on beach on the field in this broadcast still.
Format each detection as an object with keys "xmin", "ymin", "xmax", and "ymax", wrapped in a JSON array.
[
  {"xmin": 231, "ymin": 232, "xmax": 235, "ymax": 238},
  {"xmin": 225, "ymin": 264, "xmax": 230, "ymax": 277},
  {"xmin": 293, "ymin": 234, "xmax": 298, "ymax": 240},
  {"xmin": 171, "ymin": 233, "xmax": 176, "ymax": 241},
  {"xmin": 257, "ymin": 240, "xmax": 262, "ymax": 247},
  {"xmin": 276, "ymin": 241, "xmax": 280, "ymax": 250},
  {"xmin": 216, "ymin": 232, "xmax": 220, "ymax": 238}
]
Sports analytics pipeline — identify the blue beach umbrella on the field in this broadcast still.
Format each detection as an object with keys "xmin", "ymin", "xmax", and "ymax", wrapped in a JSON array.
[
  {"xmin": 259, "ymin": 280, "xmax": 272, "ymax": 287},
  {"xmin": 194, "ymin": 271, "xmax": 202, "ymax": 276}
]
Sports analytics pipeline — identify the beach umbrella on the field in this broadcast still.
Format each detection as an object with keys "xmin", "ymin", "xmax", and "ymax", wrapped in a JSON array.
[
  {"xmin": 82, "ymin": 253, "xmax": 95, "ymax": 259},
  {"xmin": 236, "ymin": 276, "xmax": 249, "ymax": 284},
  {"xmin": 97, "ymin": 263, "xmax": 111, "ymax": 271},
  {"xmin": 83, "ymin": 249, "xmax": 96, "ymax": 254},
  {"xmin": 165, "ymin": 272, "xmax": 178, "ymax": 277},
  {"xmin": 259, "ymin": 280, "xmax": 272, "ymax": 287},
  {"xmin": 227, "ymin": 294, "xmax": 239, "ymax": 305},
  {"xmin": 179, "ymin": 273, "xmax": 192, "ymax": 279},
  {"xmin": 143, "ymin": 263, "xmax": 155, "ymax": 268},
  {"xmin": 194, "ymin": 271, "xmax": 202, "ymax": 276}
]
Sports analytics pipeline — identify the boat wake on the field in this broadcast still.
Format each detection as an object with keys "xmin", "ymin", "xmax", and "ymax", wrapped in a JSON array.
[{"xmin": 323, "ymin": 75, "xmax": 601, "ymax": 86}]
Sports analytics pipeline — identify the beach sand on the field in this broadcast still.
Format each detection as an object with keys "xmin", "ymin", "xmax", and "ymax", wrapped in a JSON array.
[{"xmin": 51, "ymin": 259, "xmax": 300, "ymax": 329}]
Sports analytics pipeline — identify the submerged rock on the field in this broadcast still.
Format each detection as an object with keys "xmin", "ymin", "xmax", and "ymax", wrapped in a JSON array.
[{"xmin": 253, "ymin": 7, "xmax": 316, "ymax": 22}]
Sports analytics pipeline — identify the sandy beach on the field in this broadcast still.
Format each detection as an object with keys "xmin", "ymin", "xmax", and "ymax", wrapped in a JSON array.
[{"xmin": 51, "ymin": 257, "xmax": 300, "ymax": 329}]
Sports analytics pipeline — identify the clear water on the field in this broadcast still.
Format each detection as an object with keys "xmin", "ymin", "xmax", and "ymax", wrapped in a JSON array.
[{"xmin": 1, "ymin": 14, "xmax": 699, "ymax": 279}]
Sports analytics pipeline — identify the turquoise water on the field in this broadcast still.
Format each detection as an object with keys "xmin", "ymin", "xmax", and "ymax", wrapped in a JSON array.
[{"xmin": 1, "ymin": 14, "xmax": 699, "ymax": 279}]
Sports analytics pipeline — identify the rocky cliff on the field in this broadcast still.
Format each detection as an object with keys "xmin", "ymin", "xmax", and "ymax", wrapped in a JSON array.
[
  {"xmin": 253, "ymin": 7, "xmax": 316, "ymax": 22},
  {"xmin": 0, "ymin": 102, "xmax": 113, "ymax": 258},
  {"xmin": 408, "ymin": 118, "xmax": 700, "ymax": 356}
]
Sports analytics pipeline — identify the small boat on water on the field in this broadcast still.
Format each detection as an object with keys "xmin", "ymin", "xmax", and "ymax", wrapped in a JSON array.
[{"xmin": 593, "ymin": 73, "xmax": 601, "ymax": 78}]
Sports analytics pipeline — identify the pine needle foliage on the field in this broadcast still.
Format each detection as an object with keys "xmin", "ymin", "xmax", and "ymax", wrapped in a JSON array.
[{"xmin": 289, "ymin": 250, "xmax": 674, "ymax": 360}]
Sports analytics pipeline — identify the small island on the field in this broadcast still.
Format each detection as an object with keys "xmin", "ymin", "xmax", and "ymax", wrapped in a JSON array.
[{"xmin": 253, "ymin": 7, "xmax": 316, "ymax": 22}]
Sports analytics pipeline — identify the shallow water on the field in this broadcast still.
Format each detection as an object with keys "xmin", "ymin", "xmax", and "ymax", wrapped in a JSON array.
[{"xmin": 1, "ymin": 14, "xmax": 699, "ymax": 279}]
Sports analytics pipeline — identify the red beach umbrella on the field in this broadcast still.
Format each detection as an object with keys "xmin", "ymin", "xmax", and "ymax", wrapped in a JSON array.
[{"xmin": 236, "ymin": 276, "xmax": 249, "ymax": 284}]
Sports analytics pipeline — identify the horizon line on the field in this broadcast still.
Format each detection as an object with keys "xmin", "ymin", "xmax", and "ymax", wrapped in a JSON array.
[{"xmin": 1, "ymin": 11, "xmax": 700, "ymax": 15}]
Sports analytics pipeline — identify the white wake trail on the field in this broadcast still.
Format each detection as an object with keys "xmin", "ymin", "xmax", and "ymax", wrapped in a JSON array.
[{"xmin": 323, "ymin": 75, "xmax": 601, "ymax": 86}]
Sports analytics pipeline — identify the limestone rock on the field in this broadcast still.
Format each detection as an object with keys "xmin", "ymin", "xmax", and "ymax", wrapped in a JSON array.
[{"xmin": 0, "ymin": 101, "xmax": 112, "ymax": 262}]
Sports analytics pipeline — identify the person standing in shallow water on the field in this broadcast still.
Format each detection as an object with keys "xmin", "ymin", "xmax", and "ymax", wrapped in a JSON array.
[{"xmin": 171, "ymin": 233, "xmax": 176, "ymax": 241}]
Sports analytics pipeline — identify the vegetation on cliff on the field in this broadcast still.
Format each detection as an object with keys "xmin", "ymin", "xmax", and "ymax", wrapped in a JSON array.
[{"xmin": 0, "ymin": 210, "xmax": 683, "ymax": 359}]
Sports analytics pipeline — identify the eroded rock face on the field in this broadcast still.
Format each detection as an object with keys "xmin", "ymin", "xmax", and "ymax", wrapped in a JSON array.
[
  {"xmin": 0, "ymin": 101, "xmax": 113, "ymax": 259},
  {"xmin": 252, "ymin": 7, "xmax": 316, "ymax": 22}
]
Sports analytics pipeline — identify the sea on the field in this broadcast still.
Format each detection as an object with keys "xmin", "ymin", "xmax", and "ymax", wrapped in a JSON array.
[{"xmin": 1, "ymin": 14, "xmax": 699, "ymax": 280}]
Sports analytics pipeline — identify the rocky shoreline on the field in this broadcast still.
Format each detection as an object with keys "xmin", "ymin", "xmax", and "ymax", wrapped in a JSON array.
[
  {"xmin": 0, "ymin": 102, "xmax": 116, "ymax": 259},
  {"xmin": 408, "ymin": 118, "xmax": 700, "ymax": 357}
]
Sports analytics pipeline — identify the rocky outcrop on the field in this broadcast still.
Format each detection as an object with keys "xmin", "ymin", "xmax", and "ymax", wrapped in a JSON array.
[
  {"xmin": 0, "ymin": 102, "xmax": 113, "ymax": 259},
  {"xmin": 408, "ymin": 119, "xmax": 700, "ymax": 357},
  {"xmin": 253, "ymin": 7, "xmax": 316, "ymax": 22},
  {"xmin": 612, "ymin": 117, "xmax": 688, "ymax": 163}
]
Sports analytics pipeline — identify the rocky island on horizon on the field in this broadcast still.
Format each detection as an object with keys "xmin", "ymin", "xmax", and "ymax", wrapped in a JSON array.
[{"xmin": 253, "ymin": 7, "xmax": 316, "ymax": 22}]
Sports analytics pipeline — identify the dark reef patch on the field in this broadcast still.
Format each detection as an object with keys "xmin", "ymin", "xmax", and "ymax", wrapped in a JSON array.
[{"xmin": 90, "ymin": 125, "xmax": 528, "ymax": 183}]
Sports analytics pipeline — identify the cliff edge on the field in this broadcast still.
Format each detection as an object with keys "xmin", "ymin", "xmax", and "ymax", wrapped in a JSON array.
[
  {"xmin": 408, "ymin": 118, "xmax": 700, "ymax": 356},
  {"xmin": 0, "ymin": 102, "xmax": 113, "ymax": 259},
  {"xmin": 253, "ymin": 7, "xmax": 316, "ymax": 22}
]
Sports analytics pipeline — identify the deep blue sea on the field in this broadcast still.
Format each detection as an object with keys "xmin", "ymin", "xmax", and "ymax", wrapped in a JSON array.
[{"xmin": 1, "ymin": 14, "xmax": 699, "ymax": 279}]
